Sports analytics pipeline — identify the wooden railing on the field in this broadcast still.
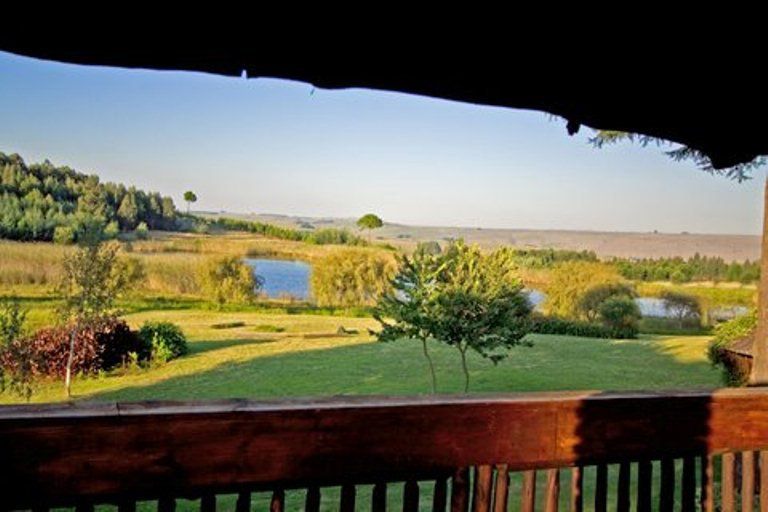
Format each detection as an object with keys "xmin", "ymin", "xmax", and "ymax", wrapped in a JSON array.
[{"xmin": 3, "ymin": 389, "xmax": 768, "ymax": 511}]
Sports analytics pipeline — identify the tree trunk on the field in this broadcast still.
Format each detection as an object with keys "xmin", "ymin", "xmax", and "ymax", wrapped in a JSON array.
[
  {"xmin": 64, "ymin": 325, "xmax": 77, "ymax": 398},
  {"xmin": 458, "ymin": 346, "xmax": 470, "ymax": 393},
  {"xmin": 750, "ymin": 176, "xmax": 768, "ymax": 385},
  {"xmin": 421, "ymin": 338, "xmax": 438, "ymax": 393}
]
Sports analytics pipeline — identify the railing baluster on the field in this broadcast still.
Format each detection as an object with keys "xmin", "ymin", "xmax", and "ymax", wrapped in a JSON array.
[
  {"xmin": 521, "ymin": 470, "xmax": 537, "ymax": 512},
  {"xmin": 724, "ymin": 453, "xmax": 736, "ymax": 512},
  {"xmin": 340, "ymin": 484, "xmax": 355, "ymax": 512},
  {"xmin": 637, "ymin": 460, "xmax": 652, "ymax": 512},
  {"xmin": 682, "ymin": 456, "xmax": 696, "ymax": 512},
  {"xmin": 545, "ymin": 468, "xmax": 560, "ymax": 512},
  {"xmin": 570, "ymin": 467, "xmax": 583, "ymax": 512},
  {"xmin": 117, "ymin": 500, "xmax": 136, "ymax": 512},
  {"xmin": 372, "ymin": 482, "xmax": 387, "ymax": 512},
  {"xmin": 235, "ymin": 491, "xmax": 251, "ymax": 512},
  {"xmin": 744, "ymin": 452, "xmax": 756, "ymax": 512},
  {"xmin": 616, "ymin": 462, "xmax": 630, "ymax": 512},
  {"xmin": 270, "ymin": 489, "xmax": 284, "ymax": 512},
  {"xmin": 305, "ymin": 487, "xmax": 321, "ymax": 512},
  {"xmin": 595, "ymin": 464, "xmax": 608, "ymax": 512},
  {"xmin": 451, "ymin": 467, "xmax": 470, "ymax": 512},
  {"xmin": 702, "ymin": 455, "xmax": 715, "ymax": 512},
  {"xmin": 158, "ymin": 497, "xmax": 176, "ymax": 512},
  {"xmin": 200, "ymin": 494, "xmax": 216, "ymax": 512},
  {"xmin": 493, "ymin": 465, "xmax": 509, "ymax": 512},
  {"xmin": 404, "ymin": 480, "xmax": 420, "ymax": 512},
  {"xmin": 434, "ymin": 477, "xmax": 448, "ymax": 512},
  {"xmin": 473, "ymin": 465, "xmax": 493, "ymax": 512},
  {"xmin": 761, "ymin": 452, "xmax": 768, "ymax": 512},
  {"xmin": 659, "ymin": 458, "xmax": 675, "ymax": 512}
]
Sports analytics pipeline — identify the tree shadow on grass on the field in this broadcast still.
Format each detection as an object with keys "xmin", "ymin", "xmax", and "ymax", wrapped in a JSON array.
[{"xmin": 83, "ymin": 334, "xmax": 721, "ymax": 404}]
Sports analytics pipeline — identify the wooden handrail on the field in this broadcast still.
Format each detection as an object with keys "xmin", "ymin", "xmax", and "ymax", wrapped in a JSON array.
[{"xmin": 3, "ymin": 388, "xmax": 768, "ymax": 509}]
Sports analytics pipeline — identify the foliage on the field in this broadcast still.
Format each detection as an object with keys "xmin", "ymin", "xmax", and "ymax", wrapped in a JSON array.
[
  {"xmin": 3, "ymin": 317, "xmax": 145, "ymax": 378},
  {"xmin": 597, "ymin": 296, "xmax": 641, "ymax": 339},
  {"xmin": 544, "ymin": 261, "xmax": 624, "ymax": 319},
  {"xmin": 134, "ymin": 221, "xmax": 149, "ymax": 240},
  {"xmin": 197, "ymin": 256, "xmax": 260, "ymax": 308},
  {"xmin": 356, "ymin": 213, "xmax": 384, "ymax": 242},
  {"xmin": 138, "ymin": 321, "xmax": 188, "ymax": 362},
  {"xmin": 528, "ymin": 314, "xmax": 614, "ymax": 338},
  {"xmin": 375, "ymin": 241, "xmax": 532, "ymax": 392},
  {"xmin": 0, "ymin": 298, "xmax": 37, "ymax": 400},
  {"xmin": 708, "ymin": 310, "xmax": 756, "ymax": 386},
  {"xmin": 660, "ymin": 290, "xmax": 702, "ymax": 327},
  {"xmin": 414, "ymin": 241, "xmax": 442, "ymax": 256},
  {"xmin": 0, "ymin": 152, "xmax": 178, "ymax": 242},
  {"xmin": 183, "ymin": 191, "xmax": 198, "ymax": 214},
  {"xmin": 613, "ymin": 254, "xmax": 759, "ymax": 284},
  {"xmin": 311, "ymin": 249, "xmax": 395, "ymax": 308},
  {"xmin": 211, "ymin": 216, "xmax": 366, "ymax": 246},
  {"xmin": 511, "ymin": 248, "xmax": 598, "ymax": 269},
  {"xmin": 577, "ymin": 283, "xmax": 637, "ymax": 322}
]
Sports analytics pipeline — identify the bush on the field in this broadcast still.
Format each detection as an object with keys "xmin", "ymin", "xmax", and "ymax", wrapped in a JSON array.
[
  {"xmin": 2, "ymin": 318, "xmax": 146, "ymax": 378},
  {"xmin": 53, "ymin": 225, "xmax": 75, "ymax": 245},
  {"xmin": 544, "ymin": 261, "xmax": 624, "ymax": 319},
  {"xmin": 529, "ymin": 314, "xmax": 614, "ymax": 338},
  {"xmin": 138, "ymin": 321, "xmax": 188, "ymax": 361},
  {"xmin": 197, "ymin": 256, "xmax": 259, "ymax": 308},
  {"xmin": 311, "ymin": 249, "xmax": 395, "ymax": 307},
  {"xmin": 103, "ymin": 220, "xmax": 120, "ymax": 240},
  {"xmin": 708, "ymin": 310, "xmax": 756, "ymax": 386},
  {"xmin": 597, "ymin": 296, "xmax": 641, "ymax": 339},
  {"xmin": 134, "ymin": 221, "xmax": 149, "ymax": 240}
]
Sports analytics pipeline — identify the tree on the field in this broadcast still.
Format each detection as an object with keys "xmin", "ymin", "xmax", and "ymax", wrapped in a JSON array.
[
  {"xmin": 356, "ymin": 213, "xmax": 383, "ymax": 243},
  {"xmin": 577, "ymin": 282, "xmax": 637, "ymax": 322},
  {"xmin": 56, "ymin": 239, "xmax": 138, "ymax": 397},
  {"xmin": 598, "ymin": 296, "xmax": 641, "ymax": 339},
  {"xmin": 544, "ymin": 261, "xmax": 624, "ymax": 319},
  {"xmin": 0, "ymin": 297, "xmax": 36, "ymax": 401},
  {"xmin": 375, "ymin": 241, "xmax": 532, "ymax": 392},
  {"xmin": 197, "ymin": 256, "xmax": 260, "ymax": 309},
  {"xmin": 311, "ymin": 250, "xmax": 395, "ymax": 307},
  {"xmin": 183, "ymin": 190, "xmax": 198, "ymax": 214},
  {"xmin": 660, "ymin": 290, "xmax": 702, "ymax": 328}
]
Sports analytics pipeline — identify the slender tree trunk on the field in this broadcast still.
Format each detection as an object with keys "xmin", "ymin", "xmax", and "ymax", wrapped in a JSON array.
[
  {"xmin": 421, "ymin": 338, "xmax": 438, "ymax": 393},
  {"xmin": 64, "ymin": 325, "xmax": 77, "ymax": 398},
  {"xmin": 750, "ymin": 176, "xmax": 768, "ymax": 385},
  {"xmin": 458, "ymin": 346, "xmax": 470, "ymax": 393}
]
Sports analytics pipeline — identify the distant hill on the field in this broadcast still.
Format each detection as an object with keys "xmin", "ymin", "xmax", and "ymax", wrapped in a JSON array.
[{"xmin": 207, "ymin": 211, "xmax": 761, "ymax": 262}]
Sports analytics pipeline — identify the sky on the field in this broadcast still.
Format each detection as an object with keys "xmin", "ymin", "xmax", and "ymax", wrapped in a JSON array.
[{"xmin": 0, "ymin": 51, "xmax": 764, "ymax": 235}]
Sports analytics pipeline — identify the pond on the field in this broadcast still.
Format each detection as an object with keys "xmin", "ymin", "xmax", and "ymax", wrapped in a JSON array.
[{"xmin": 243, "ymin": 258, "xmax": 311, "ymax": 300}]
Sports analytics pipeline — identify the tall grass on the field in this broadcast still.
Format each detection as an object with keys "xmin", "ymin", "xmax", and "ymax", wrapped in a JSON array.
[{"xmin": 0, "ymin": 241, "xmax": 69, "ymax": 286}]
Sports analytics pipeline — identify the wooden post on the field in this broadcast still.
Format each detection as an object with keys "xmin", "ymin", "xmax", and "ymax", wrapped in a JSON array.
[{"xmin": 751, "ymin": 177, "xmax": 768, "ymax": 385}]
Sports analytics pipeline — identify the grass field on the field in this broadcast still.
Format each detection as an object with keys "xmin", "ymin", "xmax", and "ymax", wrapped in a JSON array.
[{"xmin": 0, "ymin": 308, "xmax": 722, "ymax": 511}]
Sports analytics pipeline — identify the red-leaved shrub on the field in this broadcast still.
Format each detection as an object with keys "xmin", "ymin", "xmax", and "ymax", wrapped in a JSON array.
[{"xmin": 1, "ymin": 318, "xmax": 147, "ymax": 378}]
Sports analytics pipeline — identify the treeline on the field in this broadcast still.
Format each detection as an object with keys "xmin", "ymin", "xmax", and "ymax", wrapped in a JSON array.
[
  {"xmin": 613, "ymin": 254, "xmax": 760, "ymax": 284},
  {"xmin": 0, "ymin": 152, "xmax": 178, "ymax": 243},
  {"xmin": 210, "ymin": 217, "xmax": 367, "ymax": 246},
  {"xmin": 510, "ymin": 248, "xmax": 598, "ymax": 268}
]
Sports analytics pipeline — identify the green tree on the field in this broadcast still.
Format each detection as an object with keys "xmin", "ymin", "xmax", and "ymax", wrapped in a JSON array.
[
  {"xmin": 356, "ymin": 213, "xmax": 383, "ymax": 243},
  {"xmin": 598, "ymin": 296, "xmax": 641, "ymax": 339},
  {"xmin": 375, "ymin": 241, "xmax": 532, "ymax": 392},
  {"xmin": 544, "ymin": 261, "xmax": 624, "ymax": 319},
  {"xmin": 0, "ymin": 297, "xmax": 36, "ymax": 401},
  {"xmin": 197, "ymin": 256, "xmax": 259, "ymax": 309},
  {"xmin": 183, "ymin": 190, "xmax": 198, "ymax": 214},
  {"xmin": 311, "ymin": 249, "xmax": 395, "ymax": 307},
  {"xmin": 577, "ymin": 282, "xmax": 637, "ymax": 322},
  {"xmin": 660, "ymin": 290, "xmax": 702, "ymax": 328},
  {"xmin": 56, "ymin": 239, "xmax": 138, "ymax": 397}
]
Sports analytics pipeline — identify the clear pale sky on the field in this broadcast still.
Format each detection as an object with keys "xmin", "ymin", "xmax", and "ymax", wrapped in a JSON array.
[{"xmin": 0, "ymin": 51, "xmax": 763, "ymax": 235}]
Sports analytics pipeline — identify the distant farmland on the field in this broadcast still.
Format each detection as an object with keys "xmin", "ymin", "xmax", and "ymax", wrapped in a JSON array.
[{"xmin": 206, "ymin": 212, "xmax": 761, "ymax": 261}]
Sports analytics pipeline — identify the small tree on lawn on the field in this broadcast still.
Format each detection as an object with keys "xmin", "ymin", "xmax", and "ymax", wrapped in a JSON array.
[
  {"xmin": 183, "ymin": 190, "xmax": 198, "ymax": 214},
  {"xmin": 577, "ymin": 282, "xmax": 637, "ymax": 322},
  {"xmin": 661, "ymin": 290, "xmax": 702, "ymax": 328},
  {"xmin": 375, "ymin": 241, "xmax": 532, "ymax": 392},
  {"xmin": 0, "ymin": 297, "xmax": 37, "ymax": 401},
  {"xmin": 356, "ymin": 213, "xmax": 383, "ymax": 243},
  {"xmin": 197, "ymin": 256, "xmax": 261, "ymax": 309},
  {"xmin": 57, "ymin": 237, "xmax": 136, "ymax": 397}
]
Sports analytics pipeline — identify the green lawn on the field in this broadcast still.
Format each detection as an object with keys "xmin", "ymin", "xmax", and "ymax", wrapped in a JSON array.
[{"xmin": 1, "ymin": 309, "xmax": 722, "ymax": 511}]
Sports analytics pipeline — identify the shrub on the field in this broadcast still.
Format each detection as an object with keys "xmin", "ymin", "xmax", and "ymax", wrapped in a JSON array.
[
  {"xmin": 138, "ymin": 321, "xmax": 188, "ymax": 361},
  {"xmin": 544, "ymin": 261, "xmax": 624, "ymax": 319},
  {"xmin": 253, "ymin": 324, "xmax": 285, "ymax": 333},
  {"xmin": 311, "ymin": 249, "xmax": 395, "ymax": 307},
  {"xmin": 211, "ymin": 321, "xmax": 246, "ymax": 330},
  {"xmin": 103, "ymin": 220, "xmax": 120, "ymax": 240},
  {"xmin": 3, "ymin": 318, "xmax": 146, "ymax": 378},
  {"xmin": 597, "ymin": 296, "xmax": 641, "ymax": 339},
  {"xmin": 708, "ymin": 310, "xmax": 756, "ymax": 386},
  {"xmin": 529, "ymin": 314, "xmax": 614, "ymax": 338},
  {"xmin": 134, "ymin": 221, "xmax": 149, "ymax": 240},
  {"xmin": 197, "ymin": 256, "xmax": 259, "ymax": 308},
  {"xmin": 577, "ymin": 283, "xmax": 636, "ymax": 322},
  {"xmin": 53, "ymin": 225, "xmax": 75, "ymax": 245}
]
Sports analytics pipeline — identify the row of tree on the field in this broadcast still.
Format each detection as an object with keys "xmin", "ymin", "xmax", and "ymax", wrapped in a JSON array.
[
  {"xmin": 612, "ymin": 254, "xmax": 760, "ymax": 284},
  {"xmin": 0, "ymin": 152, "xmax": 179, "ymax": 242}
]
